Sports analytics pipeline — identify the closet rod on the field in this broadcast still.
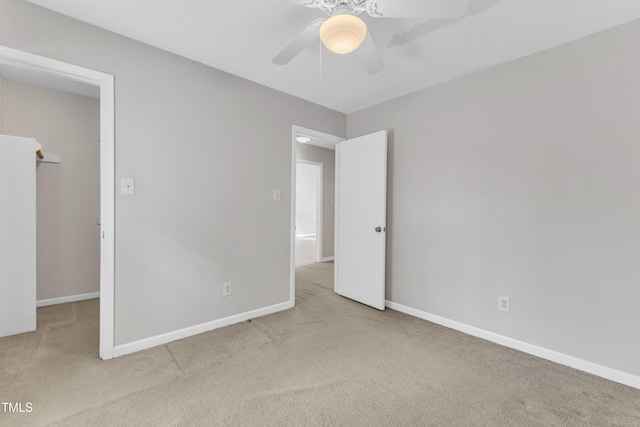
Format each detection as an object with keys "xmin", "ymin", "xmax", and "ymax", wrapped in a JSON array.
[{"xmin": 36, "ymin": 149, "xmax": 44, "ymax": 159}]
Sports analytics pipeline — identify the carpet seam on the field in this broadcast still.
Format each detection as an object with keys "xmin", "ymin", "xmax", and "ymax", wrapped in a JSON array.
[{"xmin": 165, "ymin": 344, "xmax": 187, "ymax": 377}]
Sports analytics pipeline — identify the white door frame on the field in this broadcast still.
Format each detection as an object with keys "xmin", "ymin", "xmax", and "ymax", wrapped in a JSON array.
[
  {"xmin": 0, "ymin": 45, "xmax": 116, "ymax": 360},
  {"xmin": 296, "ymin": 160, "xmax": 323, "ymax": 261},
  {"xmin": 290, "ymin": 125, "xmax": 344, "ymax": 306}
]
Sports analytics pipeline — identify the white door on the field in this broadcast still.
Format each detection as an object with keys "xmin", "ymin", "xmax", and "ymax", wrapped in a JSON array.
[
  {"xmin": 335, "ymin": 130, "xmax": 387, "ymax": 310},
  {"xmin": 0, "ymin": 135, "xmax": 39, "ymax": 337}
]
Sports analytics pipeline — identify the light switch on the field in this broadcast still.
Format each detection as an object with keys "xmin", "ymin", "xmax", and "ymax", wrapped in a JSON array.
[
  {"xmin": 121, "ymin": 178, "xmax": 135, "ymax": 195},
  {"xmin": 273, "ymin": 189, "xmax": 281, "ymax": 202}
]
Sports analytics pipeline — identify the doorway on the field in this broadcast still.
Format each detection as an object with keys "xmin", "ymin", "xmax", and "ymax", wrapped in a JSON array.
[
  {"xmin": 0, "ymin": 45, "xmax": 115, "ymax": 359},
  {"xmin": 289, "ymin": 125, "xmax": 344, "ymax": 305}
]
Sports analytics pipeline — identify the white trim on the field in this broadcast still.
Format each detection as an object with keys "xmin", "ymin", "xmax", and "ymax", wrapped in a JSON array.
[
  {"xmin": 316, "ymin": 163, "xmax": 323, "ymax": 263},
  {"xmin": 290, "ymin": 127, "xmax": 297, "ymax": 308},
  {"xmin": 295, "ymin": 233, "xmax": 317, "ymax": 238},
  {"xmin": 0, "ymin": 45, "xmax": 116, "ymax": 360},
  {"xmin": 386, "ymin": 300, "xmax": 640, "ymax": 390},
  {"xmin": 99, "ymin": 72, "xmax": 115, "ymax": 361},
  {"xmin": 320, "ymin": 256, "xmax": 335, "ymax": 262},
  {"xmin": 113, "ymin": 301, "xmax": 290, "ymax": 357},
  {"xmin": 334, "ymin": 142, "xmax": 341, "ymax": 293},
  {"xmin": 37, "ymin": 292, "xmax": 100, "ymax": 307}
]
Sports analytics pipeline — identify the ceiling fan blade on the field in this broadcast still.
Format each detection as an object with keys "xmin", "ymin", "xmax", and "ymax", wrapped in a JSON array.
[
  {"xmin": 373, "ymin": 0, "xmax": 470, "ymax": 19},
  {"xmin": 355, "ymin": 31, "xmax": 384, "ymax": 75},
  {"xmin": 272, "ymin": 19, "xmax": 324, "ymax": 65}
]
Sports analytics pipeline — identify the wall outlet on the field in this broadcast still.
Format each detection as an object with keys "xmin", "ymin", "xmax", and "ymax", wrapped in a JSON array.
[
  {"xmin": 223, "ymin": 282, "xmax": 233, "ymax": 297},
  {"xmin": 498, "ymin": 296, "xmax": 510, "ymax": 312}
]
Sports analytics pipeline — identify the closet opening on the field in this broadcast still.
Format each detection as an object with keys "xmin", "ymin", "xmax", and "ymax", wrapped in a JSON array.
[{"xmin": 0, "ymin": 46, "xmax": 115, "ymax": 359}]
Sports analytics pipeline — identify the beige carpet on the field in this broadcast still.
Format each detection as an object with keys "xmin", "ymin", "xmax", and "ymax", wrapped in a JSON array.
[{"xmin": 1, "ymin": 262, "xmax": 640, "ymax": 426}]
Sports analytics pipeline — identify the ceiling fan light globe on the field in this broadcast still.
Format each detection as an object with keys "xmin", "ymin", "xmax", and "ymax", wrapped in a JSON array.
[{"xmin": 319, "ymin": 14, "xmax": 367, "ymax": 55}]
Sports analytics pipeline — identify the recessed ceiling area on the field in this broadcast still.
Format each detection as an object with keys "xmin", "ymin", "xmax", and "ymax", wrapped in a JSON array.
[
  {"xmin": 0, "ymin": 61, "xmax": 99, "ymax": 99},
  {"xmin": 295, "ymin": 125, "xmax": 343, "ymax": 150},
  {"xmin": 25, "ymin": 0, "xmax": 640, "ymax": 113}
]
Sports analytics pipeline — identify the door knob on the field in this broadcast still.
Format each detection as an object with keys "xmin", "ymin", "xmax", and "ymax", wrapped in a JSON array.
[{"xmin": 375, "ymin": 227, "xmax": 382, "ymax": 233}]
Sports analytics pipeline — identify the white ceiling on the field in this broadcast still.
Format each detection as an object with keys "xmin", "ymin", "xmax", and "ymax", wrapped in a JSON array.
[{"xmin": 26, "ymin": 0, "xmax": 640, "ymax": 114}]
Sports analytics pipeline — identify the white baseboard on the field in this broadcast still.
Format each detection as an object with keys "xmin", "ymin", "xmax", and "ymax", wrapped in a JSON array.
[
  {"xmin": 385, "ymin": 300, "xmax": 640, "ymax": 390},
  {"xmin": 113, "ymin": 301, "xmax": 291, "ymax": 358},
  {"xmin": 37, "ymin": 292, "xmax": 100, "ymax": 307},
  {"xmin": 320, "ymin": 256, "xmax": 334, "ymax": 262}
]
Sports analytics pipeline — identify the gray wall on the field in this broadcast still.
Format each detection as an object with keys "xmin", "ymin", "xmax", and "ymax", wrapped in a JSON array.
[
  {"xmin": 296, "ymin": 142, "xmax": 335, "ymax": 259},
  {"xmin": 0, "ymin": 0, "xmax": 346, "ymax": 346},
  {"xmin": 348, "ymin": 20, "xmax": 640, "ymax": 376},
  {"xmin": 2, "ymin": 79, "xmax": 100, "ymax": 301}
]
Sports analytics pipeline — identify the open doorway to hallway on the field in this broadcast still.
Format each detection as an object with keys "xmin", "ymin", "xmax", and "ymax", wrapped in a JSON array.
[{"xmin": 290, "ymin": 126, "xmax": 343, "ymax": 305}]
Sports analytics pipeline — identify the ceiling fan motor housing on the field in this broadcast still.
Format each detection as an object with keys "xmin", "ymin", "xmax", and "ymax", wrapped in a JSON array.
[{"xmin": 309, "ymin": 0, "xmax": 378, "ymax": 17}]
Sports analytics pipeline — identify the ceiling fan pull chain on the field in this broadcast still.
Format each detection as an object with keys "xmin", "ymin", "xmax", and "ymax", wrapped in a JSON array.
[{"xmin": 319, "ymin": 38, "xmax": 323, "ymax": 85}]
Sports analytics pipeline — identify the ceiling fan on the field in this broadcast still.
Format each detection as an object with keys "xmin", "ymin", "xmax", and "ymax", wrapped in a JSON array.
[{"xmin": 273, "ymin": 0, "xmax": 471, "ymax": 74}]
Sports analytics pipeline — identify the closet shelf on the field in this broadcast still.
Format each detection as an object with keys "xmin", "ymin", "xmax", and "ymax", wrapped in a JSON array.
[{"xmin": 35, "ymin": 152, "xmax": 62, "ymax": 164}]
